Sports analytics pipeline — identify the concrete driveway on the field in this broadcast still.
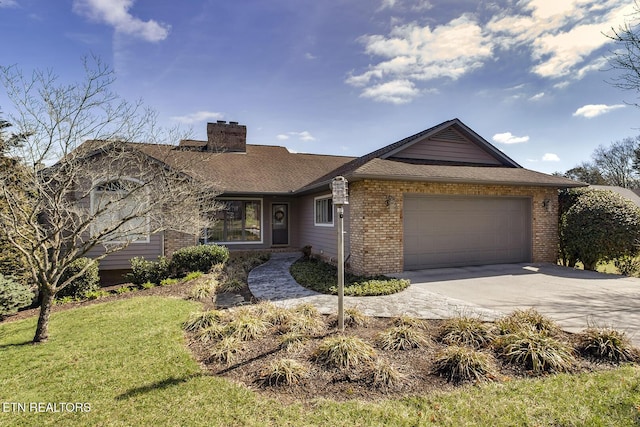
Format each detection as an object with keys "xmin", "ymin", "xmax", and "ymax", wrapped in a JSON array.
[{"xmin": 394, "ymin": 263, "xmax": 640, "ymax": 345}]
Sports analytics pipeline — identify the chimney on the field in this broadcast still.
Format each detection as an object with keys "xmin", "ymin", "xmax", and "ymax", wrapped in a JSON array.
[{"xmin": 206, "ymin": 121, "xmax": 247, "ymax": 153}]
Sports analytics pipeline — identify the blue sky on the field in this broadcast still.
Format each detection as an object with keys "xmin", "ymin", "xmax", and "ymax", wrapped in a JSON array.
[{"xmin": 1, "ymin": 0, "xmax": 639, "ymax": 174}]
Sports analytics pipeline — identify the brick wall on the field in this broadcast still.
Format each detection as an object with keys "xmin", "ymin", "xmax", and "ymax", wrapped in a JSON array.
[
  {"xmin": 163, "ymin": 230, "xmax": 198, "ymax": 258},
  {"xmin": 348, "ymin": 179, "xmax": 559, "ymax": 275}
]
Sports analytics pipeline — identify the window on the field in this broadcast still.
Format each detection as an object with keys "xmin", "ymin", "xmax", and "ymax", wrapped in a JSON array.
[
  {"xmin": 314, "ymin": 195, "xmax": 333, "ymax": 226},
  {"xmin": 91, "ymin": 179, "xmax": 149, "ymax": 243},
  {"xmin": 202, "ymin": 199, "xmax": 262, "ymax": 243}
]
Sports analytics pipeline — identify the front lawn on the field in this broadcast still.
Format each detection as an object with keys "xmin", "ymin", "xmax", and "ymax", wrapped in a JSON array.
[
  {"xmin": 289, "ymin": 258, "xmax": 410, "ymax": 296},
  {"xmin": 1, "ymin": 297, "xmax": 639, "ymax": 426}
]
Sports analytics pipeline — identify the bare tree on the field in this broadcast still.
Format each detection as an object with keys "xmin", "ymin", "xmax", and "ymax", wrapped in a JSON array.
[
  {"xmin": 591, "ymin": 137, "xmax": 640, "ymax": 188},
  {"xmin": 607, "ymin": 2, "xmax": 640, "ymax": 106},
  {"xmin": 0, "ymin": 57, "xmax": 219, "ymax": 342}
]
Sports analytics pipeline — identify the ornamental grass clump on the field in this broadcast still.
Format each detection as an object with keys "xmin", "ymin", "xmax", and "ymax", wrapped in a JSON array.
[
  {"xmin": 283, "ymin": 314, "xmax": 326, "ymax": 336},
  {"xmin": 312, "ymin": 335, "xmax": 376, "ymax": 369},
  {"xmin": 439, "ymin": 315, "xmax": 495, "ymax": 349},
  {"xmin": 225, "ymin": 314, "xmax": 271, "ymax": 341},
  {"xmin": 433, "ymin": 345, "xmax": 498, "ymax": 384},
  {"xmin": 208, "ymin": 336, "xmax": 241, "ymax": 365},
  {"xmin": 576, "ymin": 327, "xmax": 639, "ymax": 363},
  {"xmin": 330, "ymin": 307, "xmax": 371, "ymax": 328},
  {"xmin": 183, "ymin": 310, "xmax": 224, "ymax": 332},
  {"xmin": 279, "ymin": 332, "xmax": 308, "ymax": 352},
  {"xmin": 260, "ymin": 359, "xmax": 308, "ymax": 386},
  {"xmin": 189, "ymin": 279, "xmax": 217, "ymax": 300},
  {"xmin": 368, "ymin": 358, "xmax": 405, "ymax": 388},
  {"xmin": 377, "ymin": 325, "xmax": 430, "ymax": 350},
  {"xmin": 194, "ymin": 324, "xmax": 226, "ymax": 343},
  {"xmin": 495, "ymin": 328, "xmax": 575, "ymax": 373},
  {"xmin": 496, "ymin": 308, "xmax": 560, "ymax": 336},
  {"xmin": 393, "ymin": 315, "xmax": 427, "ymax": 329}
]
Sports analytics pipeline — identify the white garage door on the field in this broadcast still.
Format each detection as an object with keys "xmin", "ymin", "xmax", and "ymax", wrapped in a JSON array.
[{"xmin": 403, "ymin": 195, "xmax": 531, "ymax": 269}]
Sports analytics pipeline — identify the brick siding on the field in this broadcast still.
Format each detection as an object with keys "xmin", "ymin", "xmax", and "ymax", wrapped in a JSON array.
[
  {"xmin": 163, "ymin": 230, "xmax": 198, "ymax": 258},
  {"xmin": 348, "ymin": 179, "xmax": 559, "ymax": 275}
]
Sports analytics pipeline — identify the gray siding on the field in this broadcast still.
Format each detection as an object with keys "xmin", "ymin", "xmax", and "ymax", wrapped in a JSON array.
[
  {"xmin": 390, "ymin": 128, "xmax": 502, "ymax": 165},
  {"xmin": 297, "ymin": 192, "xmax": 350, "ymax": 261},
  {"xmin": 87, "ymin": 232, "xmax": 164, "ymax": 270}
]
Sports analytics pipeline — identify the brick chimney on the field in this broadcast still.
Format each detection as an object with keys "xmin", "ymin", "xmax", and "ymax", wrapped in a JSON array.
[{"xmin": 206, "ymin": 121, "xmax": 246, "ymax": 153}]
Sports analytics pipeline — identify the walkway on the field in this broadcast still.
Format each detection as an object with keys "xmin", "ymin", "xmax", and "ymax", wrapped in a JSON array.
[{"xmin": 247, "ymin": 252, "xmax": 500, "ymax": 320}]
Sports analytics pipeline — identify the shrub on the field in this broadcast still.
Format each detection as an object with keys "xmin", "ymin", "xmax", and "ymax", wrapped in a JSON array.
[
  {"xmin": 312, "ymin": 335, "xmax": 376, "ymax": 369},
  {"xmin": 433, "ymin": 346, "xmax": 498, "ymax": 383},
  {"xmin": 140, "ymin": 281, "xmax": 155, "ymax": 290},
  {"xmin": 127, "ymin": 256, "xmax": 171, "ymax": 285},
  {"xmin": 183, "ymin": 310, "xmax": 224, "ymax": 332},
  {"xmin": 183, "ymin": 271, "xmax": 204, "ymax": 282},
  {"xmin": 0, "ymin": 274, "xmax": 34, "ymax": 319},
  {"xmin": 576, "ymin": 327, "xmax": 639, "ymax": 363},
  {"xmin": 171, "ymin": 244, "xmax": 229, "ymax": 275},
  {"xmin": 368, "ymin": 358, "xmax": 404, "ymax": 388},
  {"xmin": 56, "ymin": 257, "xmax": 100, "ymax": 299},
  {"xmin": 290, "ymin": 258, "xmax": 410, "ymax": 296},
  {"xmin": 84, "ymin": 290, "xmax": 110, "ymax": 300},
  {"xmin": 159, "ymin": 278, "xmax": 179, "ymax": 287},
  {"xmin": 495, "ymin": 329, "xmax": 575, "ymax": 373},
  {"xmin": 560, "ymin": 189, "xmax": 640, "ymax": 270},
  {"xmin": 115, "ymin": 286, "xmax": 132, "ymax": 294},
  {"xmin": 613, "ymin": 255, "xmax": 640, "ymax": 276},
  {"xmin": 260, "ymin": 359, "xmax": 308, "ymax": 386},
  {"xmin": 377, "ymin": 325, "xmax": 429, "ymax": 350},
  {"xmin": 439, "ymin": 316, "xmax": 494, "ymax": 349}
]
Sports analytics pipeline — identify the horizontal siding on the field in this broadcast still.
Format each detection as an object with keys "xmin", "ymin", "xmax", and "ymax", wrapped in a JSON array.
[
  {"xmin": 297, "ymin": 192, "xmax": 350, "ymax": 261},
  {"xmin": 391, "ymin": 138, "xmax": 502, "ymax": 165},
  {"xmin": 87, "ymin": 232, "xmax": 163, "ymax": 270}
]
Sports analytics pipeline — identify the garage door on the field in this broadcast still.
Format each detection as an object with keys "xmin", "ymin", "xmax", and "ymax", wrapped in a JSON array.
[{"xmin": 403, "ymin": 196, "xmax": 531, "ymax": 269}]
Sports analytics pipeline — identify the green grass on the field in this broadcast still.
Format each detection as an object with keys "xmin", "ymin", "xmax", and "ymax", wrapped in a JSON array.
[
  {"xmin": 1, "ymin": 297, "xmax": 640, "ymax": 426},
  {"xmin": 290, "ymin": 258, "xmax": 410, "ymax": 296}
]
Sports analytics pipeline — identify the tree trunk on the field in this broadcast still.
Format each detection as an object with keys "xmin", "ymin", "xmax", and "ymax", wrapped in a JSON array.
[{"xmin": 33, "ymin": 286, "xmax": 53, "ymax": 343}]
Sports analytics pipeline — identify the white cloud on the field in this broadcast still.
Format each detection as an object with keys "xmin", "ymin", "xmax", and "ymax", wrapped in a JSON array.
[
  {"xmin": 360, "ymin": 79, "xmax": 420, "ymax": 104},
  {"xmin": 0, "ymin": 0, "xmax": 18, "ymax": 8},
  {"xmin": 170, "ymin": 111, "xmax": 224, "ymax": 124},
  {"xmin": 72, "ymin": 0, "xmax": 170, "ymax": 42},
  {"xmin": 492, "ymin": 132, "xmax": 530, "ymax": 144},
  {"xmin": 280, "ymin": 131, "xmax": 316, "ymax": 142},
  {"xmin": 529, "ymin": 92, "xmax": 545, "ymax": 101},
  {"xmin": 573, "ymin": 104, "xmax": 625, "ymax": 118},
  {"xmin": 542, "ymin": 153, "xmax": 560, "ymax": 162},
  {"xmin": 304, "ymin": 52, "xmax": 317, "ymax": 60}
]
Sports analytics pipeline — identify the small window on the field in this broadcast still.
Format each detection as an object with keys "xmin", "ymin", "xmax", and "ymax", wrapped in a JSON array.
[{"xmin": 314, "ymin": 196, "xmax": 333, "ymax": 226}]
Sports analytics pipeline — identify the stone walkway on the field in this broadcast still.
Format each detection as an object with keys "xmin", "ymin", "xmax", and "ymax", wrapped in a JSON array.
[{"xmin": 248, "ymin": 252, "xmax": 501, "ymax": 320}]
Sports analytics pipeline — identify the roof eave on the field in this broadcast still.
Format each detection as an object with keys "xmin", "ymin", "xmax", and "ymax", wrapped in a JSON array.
[{"xmin": 348, "ymin": 173, "xmax": 587, "ymax": 188}]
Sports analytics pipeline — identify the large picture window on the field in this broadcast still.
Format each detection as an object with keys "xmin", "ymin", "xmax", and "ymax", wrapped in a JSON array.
[
  {"xmin": 91, "ymin": 179, "xmax": 149, "ymax": 243},
  {"xmin": 314, "ymin": 195, "xmax": 333, "ymax": 226},
  {"xmin": 202, "ymin": 199, "xmax": 262, "ymax": 243}
]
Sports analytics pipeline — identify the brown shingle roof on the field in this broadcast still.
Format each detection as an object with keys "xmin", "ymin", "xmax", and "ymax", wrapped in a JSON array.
[
  {"xmin": 134, "ymin": 143, "xmax": 355, "ymax": 194},
  {"xmin": 351, "ymin": 158, "xmax": 584, "ymax": 187}
]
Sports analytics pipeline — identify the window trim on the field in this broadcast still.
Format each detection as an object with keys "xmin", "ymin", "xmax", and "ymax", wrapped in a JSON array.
[
  {"xmin": 90, "ymin": 177, "xmax": 150, "ymax": 244},
  {"xmin": 202, "ymin": 197, "xmax": 264, "ymax": 245},
  {"xmin": 314, "ymin": 194, "xmax": 334, "ymax": 227}
]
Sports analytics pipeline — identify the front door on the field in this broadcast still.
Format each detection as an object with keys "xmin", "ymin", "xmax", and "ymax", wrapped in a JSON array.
[{"xmin": 272, "ymin": 204, "xmax": 289, "ymax": 245}]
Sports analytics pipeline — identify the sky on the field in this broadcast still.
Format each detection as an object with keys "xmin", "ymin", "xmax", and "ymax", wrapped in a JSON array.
[{"xmin": 1, "ymin": 0, "xmax": 640, "ymax": 174}]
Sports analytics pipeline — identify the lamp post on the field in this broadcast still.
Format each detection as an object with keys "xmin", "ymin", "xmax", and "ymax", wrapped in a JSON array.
[{"xmin": 330, "ymin": 176, "xmax": 348, "ymax": 332}]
